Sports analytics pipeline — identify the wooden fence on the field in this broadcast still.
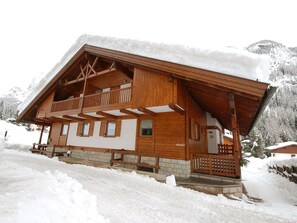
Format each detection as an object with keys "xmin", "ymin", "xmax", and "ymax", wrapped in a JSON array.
[{"xmin": 191, "ymin": 153, "xmax": 240, "ymax": 177}]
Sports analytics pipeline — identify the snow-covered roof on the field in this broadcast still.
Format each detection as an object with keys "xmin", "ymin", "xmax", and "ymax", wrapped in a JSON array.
[
  {"xmin": 266, "ymin": 141, "xmax": 297, "ymax": 151},
  {"xmin": 18, "ymin": 34, "xmax": 271, "ymax": 114}
]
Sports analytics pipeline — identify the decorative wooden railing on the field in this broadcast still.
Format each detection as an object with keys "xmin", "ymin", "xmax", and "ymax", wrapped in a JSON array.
[
  {"xmin": 218, "ymin": 144, "xmax": 234, "ymax": 155},
  {"xmin": 83, "ymin": 87, "xmax": 132, "ymax": 108},
  {"xmin": 51, "ymin": 97, "xmax": 80, "ymax": 112},
  {"xmin": 191, "ymin": 153, "xmax": 240, "ymax": 177},
  {"xmin": 51, "ymin": 87, "xmax": 132, "ymax": 112}
]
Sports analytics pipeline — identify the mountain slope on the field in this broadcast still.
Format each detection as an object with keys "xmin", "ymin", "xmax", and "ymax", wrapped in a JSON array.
[{"xmin": 247, "ymin": 40, "xmax": 297, "ymax": 146}]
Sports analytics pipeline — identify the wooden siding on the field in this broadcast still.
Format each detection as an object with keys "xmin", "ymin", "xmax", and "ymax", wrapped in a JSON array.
[
  {"xmin": 154, "ymin": 112, "xmax": 186, "ymax": 160},
  {"xmin": 36, "ymin": 91, "xmax": 54, "ymax": 118},
  {"xmin": 132, "ymin": 68, "xmax": 175, "ymax": 108},
  {"xmin": 49, "ymin": 122, "xmax": 62, "ymax": 146},
  {"xmin": 136, "ymin": 112, "xmax": 186, "ymax": 160},
  {"xmin": 187, "ymin": 94, "xmax": 208, "ymax": 159},
  {"xmin": 271, "ymin": 145, "xmax": 297, "ymax": 154}
]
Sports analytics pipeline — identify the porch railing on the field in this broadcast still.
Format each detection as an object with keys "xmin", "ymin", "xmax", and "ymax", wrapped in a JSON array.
[
  {"xmin": 83, "ymin": 87, "xmax": 132, "ymax": 108},
  {"xmin": 191, "ymin": 153, "xmax": 240, "ymax": 177},
  {"xmin": 218, "ymin": 144, "xmax": 234, "ymax": 155},
  {"xmin": 51, "ymin": 97, "xmax": 80, "ymax": 112}
]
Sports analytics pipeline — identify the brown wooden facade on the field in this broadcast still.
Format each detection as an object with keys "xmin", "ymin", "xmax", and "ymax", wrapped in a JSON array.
[{"xmin": 17, "ymin": 44, "xmax": 275, "ymax": 178}]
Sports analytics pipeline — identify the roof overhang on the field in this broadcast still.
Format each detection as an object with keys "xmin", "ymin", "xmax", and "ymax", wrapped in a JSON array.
[{"xmin": 17, "ymin": 44, "xmax": 273, "ymax": 136}]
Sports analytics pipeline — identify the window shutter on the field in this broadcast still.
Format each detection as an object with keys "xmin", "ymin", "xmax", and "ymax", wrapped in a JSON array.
[
  {"xmin": 99, "ymin": 121, "xmax": 107, "ymax": 136},
  {"xmin": 115, "ymin": 120, "xmax": 122, "ymax": 137},
  {"xmin": 76, "ymin": 122, "xmax": 83, "ymax": 136},
  {"xmin": 89, "ymin": 121, "xmax": 94, "ymax": 136}
]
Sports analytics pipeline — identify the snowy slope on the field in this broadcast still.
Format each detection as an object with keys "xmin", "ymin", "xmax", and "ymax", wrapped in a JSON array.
[{"xmin": 1, "ymin": 123, "xmax": 297, "ymax": 223}]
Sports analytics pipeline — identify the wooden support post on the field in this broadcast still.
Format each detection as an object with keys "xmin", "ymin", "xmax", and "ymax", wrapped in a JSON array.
[
  {"xmin": 51, "ymin": 145, "xmax": 56, "ymax": 158},
  {"xmin": 209, "ymin": 154, "xmax": 213, "ymax": 175},
  {"xmin": 228, "ymin": 93, "xmax": 241, "ymax": 178},
  {"xmin": 38, "ymin": 125, "xmax": 44, "ymax": 144}
]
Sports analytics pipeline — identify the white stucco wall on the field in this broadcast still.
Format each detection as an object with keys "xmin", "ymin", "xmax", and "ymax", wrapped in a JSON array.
[{"xmin": 67, "ymin": 119, "xmax": 137, "ymax": 150}]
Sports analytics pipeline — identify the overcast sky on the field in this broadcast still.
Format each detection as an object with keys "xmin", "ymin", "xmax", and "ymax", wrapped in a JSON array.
[{"xmin": 0, "ymin": 0, "xmax": 296, "ymax": 95}]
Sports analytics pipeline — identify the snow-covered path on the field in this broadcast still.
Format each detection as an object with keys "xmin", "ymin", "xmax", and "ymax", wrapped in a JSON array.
[
  {"xmin": 1, "ymin": 149, "xmax": 296, "ymax": 223},
  {"xmin": 242, "ymin": 158, "xmax": 297, "ymax": 220}
]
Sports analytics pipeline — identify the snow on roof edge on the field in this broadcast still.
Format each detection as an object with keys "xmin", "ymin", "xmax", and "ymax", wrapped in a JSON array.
[
  {"xmin": 18, "ymin": 34, "xmax": 271, "ymax": 116},
  {"xmin": 266, "ymin": 141, "xmax": 297, "ymax": 150}
]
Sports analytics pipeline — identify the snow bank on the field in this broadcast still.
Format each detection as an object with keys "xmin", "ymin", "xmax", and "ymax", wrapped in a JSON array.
[
  {"xmin": 165, "ymin": 175, "xmax": 176, "ymax": 187},
  {"xmin": 0, "ymin": 158, "xmax": 107, "ymax": 223},
  {"xmin": 266, "ymin": 156, "xmax": 297, "ymax": 168},
  {"xmin": 18, "ymin": 34, "xmax": 271, "ymax": 115},
  {"xmin": 242, "ymin": 157, "xmax": 297, "ymax": 220}
]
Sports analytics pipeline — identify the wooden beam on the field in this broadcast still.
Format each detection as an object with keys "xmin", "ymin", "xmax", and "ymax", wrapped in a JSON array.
[
  {"xmin": 137, "ymin": 106, "xmax": 156, "ymax": 116},
  {"xmin": 228, "ymin": 93, "xmax": 241, "ymax": 178},
  {"xmin": 115, "ymin": 62, "xmax": 133, "ymax": 80},
  {"xmin": 78, "ymin": 113, "xmax": 100, "ymax": 121},
  {"xmin": 86, "ymin": 56, "xmax": 99, "ymax": 77},
  {"xmin": 62, "ymin": 115, "xmax": 85, "ymax": 122},
  {"xmin": 96, "ymin": 111, "xmax": 118, "ymax": 119},
  {"xmin": 49, "ymin": 116, "xmax": 71, "ymax": 122},
  {"xmin": 119, "ymin": 109, "xmax": 139, "ymax": 117},
  {"xmin": 88, "ymin": 67, "xmax": 116, "ymax": 79},
  {"xmin": 38, "ymin": 125, "xmax": 45, "ymax": 144},
  {"xmin": 168, "ymin": 103, "xmax": 185, "ymax": 115}
]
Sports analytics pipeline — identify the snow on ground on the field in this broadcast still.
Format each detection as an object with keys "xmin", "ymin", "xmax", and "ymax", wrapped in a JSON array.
[
  {"xmin": 266, "ymin": 156, "xmax": 297, "ymax": 168},
  {"xmin": 242, "ymin": 157, "xmax": 297, "ymax": 220},
  {"xmin": 1, "ymin": 122, "xmax": 297, "ymax": 223}
]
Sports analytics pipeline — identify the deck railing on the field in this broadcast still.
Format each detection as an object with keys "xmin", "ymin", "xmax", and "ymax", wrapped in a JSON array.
[
  {"xmin": 191, "ymin": 153, "xmax": 240, "ymax": 177},
  {"xmin": 83, "ymin": 87, "xmax": 132, "ymax": 108},
  {"xmin": 51, "ymin": 87, "xmax": 132, "ymax": 112},
  {"xmin": 51, "ymin": 97, "xmax": 80, "ymax": 112},
  {"xmin": 218, "ymin": 144, "xmax": 234, "ymax": 155}
]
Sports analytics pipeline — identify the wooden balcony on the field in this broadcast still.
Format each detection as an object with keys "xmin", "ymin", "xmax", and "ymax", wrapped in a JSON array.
[
  {"xmin": 84, "ymin": 87, "xmax": 132, "ymax": 108},
  {"xmin": 51, "ymin": 97, "xmax": 80, "ymax": 112},
  {"xmin": 191, "ymin": 152, "xmax": 240, "ymax": 178},
  {"xmin": 51, "ymin": 87, "xmax": 132, "ymax": 113}
]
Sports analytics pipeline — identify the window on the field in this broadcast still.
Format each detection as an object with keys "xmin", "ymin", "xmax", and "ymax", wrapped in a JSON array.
[
  {"xmin": 106, "ymin": 121, "xmax": 116, "ymax": 137},
  {"xmin": 190, "ymin": 119, "xmax": 200, "ymax": 141},
  {"xmin": 140, "ymin": 119, "xmax": 153, "ymax": 136},
  {"xmin": 61, "ymin": 124, "xmax": 69, "ymax": 136},
  {"xmin": 99, "ymin": 120, "xmax": 122, "ymax": 137},
  {"xmin": 82, "ymin": 122, "xmax": 90, "ymax": 136},
  {"xmin": 77, "ymin": 121, "xmax": 94, "ymax": 137}
]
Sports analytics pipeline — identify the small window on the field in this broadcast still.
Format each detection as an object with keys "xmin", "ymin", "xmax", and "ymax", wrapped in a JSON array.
[
  {"xmin": 82, "ymin": 122, "xmax": 90, "ymax": 136},
  {"xmin": 61, "ymin": 124, "xmax": 69, "ymax": 136},
  {"xmin": 106, "ymin": 121, "xmax": 116, "ymax": 137},
  {"xmin": 140, "ymin": 119, "xmax": 153, "ymax": 136}
]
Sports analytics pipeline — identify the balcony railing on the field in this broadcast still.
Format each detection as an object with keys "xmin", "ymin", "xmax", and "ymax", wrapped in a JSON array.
[
  {"xmin": 51, "ymin": 97, "xmax": 80, "ymax": 112},
  {"xmin": 191, "ymin": 153, "xmax": 240, "ymax": 177},
  {"xmin": 83, "ymin": 87, "xmax": 132, "ymax": 108},
  {"xmin": 51, "ymin": 87, "xmax": 132, "ymax": 112},
  {"xmin": 218, "ymin": 144, "xmax": 234, "ymax": 155}
]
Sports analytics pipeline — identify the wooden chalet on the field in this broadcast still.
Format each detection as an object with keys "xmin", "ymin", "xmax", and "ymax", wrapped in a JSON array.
[
  {"xmin": 17, "ymin": 36, "xmax": 275, "ymax": 179},
  {"xmin": 267, "ymin": 142, "xmax": 297, "ymax": 158}
]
